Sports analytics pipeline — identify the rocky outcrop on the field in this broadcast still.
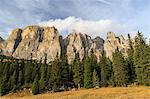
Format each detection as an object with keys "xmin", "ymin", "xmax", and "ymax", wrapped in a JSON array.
[
  {"xmin": 104, "ymin": 32, "xmax": 129, "ymax": 59},
  {"xmin": 65, "ymin": 33, "xmax": 104, "ymax": 64},
  {"xmin": 0, "ymin": 26, "xmax": 129, "ymax": 64},
  {"xmin": 13, "ymin": 26, "xmax": 61, "ymax": 63},
  {"xmin": 0, "ymin": 28, "xmax": 22, "ymax": 56},
  {"xmin": 6, "ymin": 28, "xmax": 22, "ymax": 55},
  {"xmin": 0, "ymin": 37, "xmax": 4, "ymax": 54}
]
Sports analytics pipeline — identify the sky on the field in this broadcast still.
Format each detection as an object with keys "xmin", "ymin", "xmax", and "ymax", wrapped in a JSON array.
[{"xmin": 0, "ymin": 0, "xmax": 150, "ymax": 39}]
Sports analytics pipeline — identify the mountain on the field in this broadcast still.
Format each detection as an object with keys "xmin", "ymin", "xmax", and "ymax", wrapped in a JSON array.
[
  {"xmin": 65, "ymin": 32, "xmax": 104, "ymax": 64},
  {"xmin": 0, "ymin": 26, "xmax": 129, "ymax": 63},
  {"xmin": 104, "ymin": 32, "xmax": 129, "ymax": 59}
]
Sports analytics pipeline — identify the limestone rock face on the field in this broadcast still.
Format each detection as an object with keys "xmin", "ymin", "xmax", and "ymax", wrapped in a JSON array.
[
  {"xmin": 36, "ymin": 26, "xmax": 61, "ymax": 62},
  {"xmin": 13, "ymin": 26, "xmax": 61, "ymax": 63},
  {"xmin": 6, "ymin": 28, "xmax": 22, "ymax": 55},
  {"xmin": 0, "ymin": 25, "xmax": 129, "ymax": 63},
  {"xmin": 65, "ymin": 33, "xmax": 104, "ymax": 64},
  {"xmin": 0, "ymin": 28, "xmax": 22, "ymax": 56},
  {"xmin": 0, "ymin": 37, "xmax": 4, "ymax": 54},
  {"xmin": 104, "ymin": 32, "xmax": 129, "ymax": 59}
]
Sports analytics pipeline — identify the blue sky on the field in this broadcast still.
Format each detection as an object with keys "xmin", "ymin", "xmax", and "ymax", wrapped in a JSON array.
[{"xmin": 0, "ymin": 0, "xmax": 150, "ymax": 39}]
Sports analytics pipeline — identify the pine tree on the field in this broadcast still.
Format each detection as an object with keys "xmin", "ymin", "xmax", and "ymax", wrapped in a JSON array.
[
  {"xmin": 60, "ymin": 49, "xmax": 69, "ymax": 86},
  {"xmin": 24, "ymin": 61, "xmax": 32, "ymax": 85},
  {"xmin": 50, "ymin": 58, "xmax": 61, "ymax": 91},
  {"xmin": 72, "ymin": 53, "xmax": 82, "ymax": 89},
  {"xmin": 143, "ymin": 45, "xmax": 150, "ymax": 85},
  {"xmin": 100, "ymin": 53, "xmax": 109, "ymax": 87},
  {"xmin": 0, "ymin": 60, "xmax": 4, "ymax": 81},
  {"xmin": 133, "ymin": 31, "xmax": 147, "ymax": 85},
  {"xmin": 32, "ymin": 75, "xmax": 39, "ymax": 95},
  {"xmin": 39, "ymin": 54, "xmax": 47, "ymax": 92},
  {"xmin": 46, "ymin": 64, "xmax": 52, "ymax": 90},
  {"xmin": 3, "ymin": 63, "xmax": 10, "ymax": 83},
  {"xmin": 112, "ymin": 49, "xmax": 129, "ymax": 86},
  {"xmin": 100, "ymin": 52, "xmax": 112, "ymax": 87},
  {"xmin": 127, "ymin": 34, "xmax": 135, "ymax": 83},
  {"xmin": 83, "ymin": 56, "xmax": 93, "ymax": 88},
  {"xmin": 11, "ymin": 70, "xmax": 18, "ymax": 91},
  {"xmin": 0, "ymin": 79, "xmax": 6, "ymax": 96},
  {"xmin": 92, "ymin": 69, "xmax": 99, "ymax": 88},
  {"xmin": 39, "ymin": 64, "xmax": 46, "ymax": 92}
]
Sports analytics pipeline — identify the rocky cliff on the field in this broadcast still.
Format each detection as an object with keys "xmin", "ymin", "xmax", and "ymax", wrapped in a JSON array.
[
  {"xmin": 0, "ymin": 26, "xmax": 129, "ymax": 63},
  {"xmin": 65, "ymin": 32, "xmax": 104, "ymax": 64},
  {"xmin": 104, "ymin": 32, "xmax": 129, "ymax": 59}
]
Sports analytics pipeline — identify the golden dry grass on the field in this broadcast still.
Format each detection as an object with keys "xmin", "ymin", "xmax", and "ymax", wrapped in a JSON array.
[{"xmin": 1, "ymin": 86, "xmax": 150, "ymax": 99}]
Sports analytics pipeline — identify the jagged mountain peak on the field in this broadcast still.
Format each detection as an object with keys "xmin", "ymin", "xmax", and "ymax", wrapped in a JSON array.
[
  {"xmin": 104, "ymin": 32, "xmax": 129, "ymax": 59},
  {"xmin": 0, "ymin": 26, "xmax": 128, "ymax": 63}
]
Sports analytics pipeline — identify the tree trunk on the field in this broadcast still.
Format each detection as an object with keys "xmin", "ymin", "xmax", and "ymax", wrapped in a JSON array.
[{"xmin": 78, "ymin": 83, "xmax": 80, "ymax": 90}]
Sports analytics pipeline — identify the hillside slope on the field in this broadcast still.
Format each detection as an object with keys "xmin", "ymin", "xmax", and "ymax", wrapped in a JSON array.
[{"xmin": 2, "ymin": 86, "xmax": 150, "ymax": 99}]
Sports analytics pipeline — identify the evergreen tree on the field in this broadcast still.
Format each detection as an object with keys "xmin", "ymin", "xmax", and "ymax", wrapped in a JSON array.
[
  {"xmin": 24, "ymin": 61, "xmax": 32, "ymax": 85},
  {"xmin": 143, "ymin": 45, "xmax": 150, "ymax": 85},
  {"xmin": 83, "ymin": 56, "xmax": 93, "ymax": 88},
  {"xmin": 133, "ymin": 31, "xmax": 147, "ymax": 85},
  {"xmin": 99, "ymin": 52, "xmax": 113, "ymax": 87},
  {"xmin": 46, "ymin": 64, "xmax": 52, "ymax": 90},
  {"xmin": 39, "ymin": 54, "xmax": 47, "ymax": 92},
  {"xmin": 72, "ymin": 53, "xmax": 82, "ymax": 89},
  {"xmin": 92, "ymin": 69, "xmax": 99, "ymax": 87},
  {"xmin": 100, "ymin": 53, "xmax": 109, "ymax": 87},
  {"xmin": 39, "ymin": 64, "xmax": 46, "ymax": 92},
  {"xmin": 32, "ymin": 75, "xmax": 39, "ymax": 95},
  {"xmin": 127, "ymin": 34, "xmax": 135, "ymax": 83},
  {"xmin": 112, "ymin": 49, "xmax": 129, "ymax": 86},
  {"xmin": 0, "ymin": 79, "xmax": 6, "ymax": 96},
  {"xmin": 3, "ymin": 63, "xmax": 10, "ymax": 83},
  {"xmin": 11, "ymin": 70, "xmax": 18, "ymax": 91},
  {"xmin": 50, "ymin": 58, "xmax": 61, "ymax": 91},
  {"xmin": 60, "ymin": 49, "xmax": 69, "ymax": 86}
]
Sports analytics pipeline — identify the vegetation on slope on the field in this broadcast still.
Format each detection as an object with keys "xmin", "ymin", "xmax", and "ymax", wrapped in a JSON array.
[{"xmin": 0, "ymin": 31, "xmax": 150, "ymax": 96}]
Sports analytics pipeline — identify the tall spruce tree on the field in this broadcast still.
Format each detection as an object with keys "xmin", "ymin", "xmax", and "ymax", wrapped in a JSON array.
[
  {"xmin": 112, "ymin": 49, "xmax": 129, "ymax": 86},
  {"xmin": 60, "ymin": 49, "xmax": 69, "ymax": 86},
  {"xmin": 39, "ymin": 64, "xmax": 46, "ymax": 92},
  {"xmin": 127, "ymin": 34, "xmax": 135, "ymax": 83},
  {"xmin": 24, "ymin": 61, "xmax": 32, "ymax": 85},
  {"xmin": 143, "ymin": 45, "xmax": 150, "ymax": 85},
  {"xmin": 50, "ymin": 57, "xmax": 61, "ymax": 91},
  {"xmin": 32, "ymin": 75, "xmax": 39, "ymax": 95},
  {"xmin": 92, "ymin": 69, "xmax": 99, "ymax": 87},
  {"xmin": 0, "ymin": 79, "xmax": 5, "ymax": 96},
  {"xmin": 83, "ymin": 56, "xmax": 93, "ymax": 88},
  {"xmin": 133, "ymin": 31, "xmax": 147, "ymax": 85},
  {"xmin": 100, "ymin": 52, "xmax": 112, "ymax": 87},
  {"xmin": 72, "ymin": 53, "xmax": 82, "ymax": 89}
]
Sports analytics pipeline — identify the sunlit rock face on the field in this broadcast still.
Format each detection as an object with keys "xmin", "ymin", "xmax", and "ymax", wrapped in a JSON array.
[
  {"xmin": 0, "ymin": 26, "xmax": 129, "ymax": 63},
  {"xmin": 65, "ymin": 32, "xmax": 104, "ymax": 64},
  {"xmin": 104, "ymin": 32, "xmax": 129, "ymax": 59},
  {"xmin": 0, "ymin": 28, "xmax": 22, "ymax": 56},
  {"xmin": 13, "ymin": 26, "xmax": 61, "ymax": 63}
]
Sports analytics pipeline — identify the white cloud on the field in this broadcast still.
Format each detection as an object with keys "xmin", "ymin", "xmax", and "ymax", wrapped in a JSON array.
[
  {"xmin": 96, "ymin": 0, "xmax": 112, "ymax": 5},
  {"xmin": 38, "ymin": 16, "xmax": 128, "ymax": 38}
]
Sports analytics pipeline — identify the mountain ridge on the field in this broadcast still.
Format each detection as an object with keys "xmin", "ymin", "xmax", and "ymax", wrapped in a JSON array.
[{"xmin": 0, "ymin": 25, "xmax": 129, "ymax": 63}]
